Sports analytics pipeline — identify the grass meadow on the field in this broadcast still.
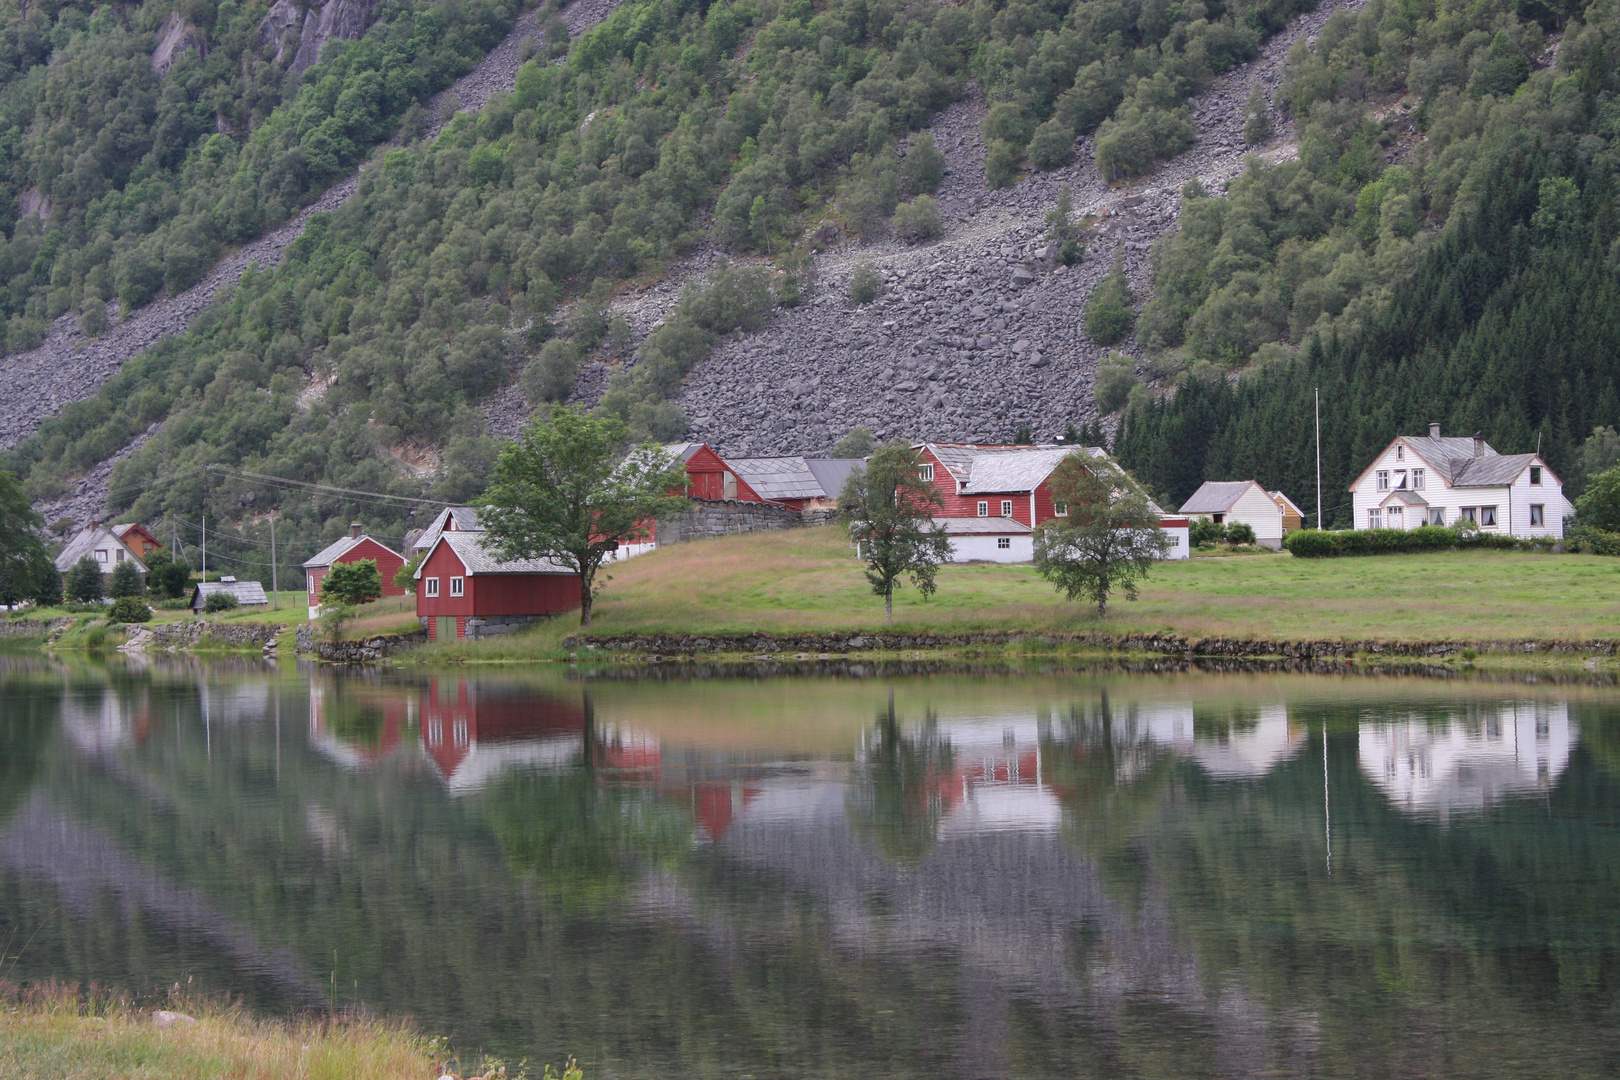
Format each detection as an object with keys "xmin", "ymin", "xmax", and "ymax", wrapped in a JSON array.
[{"xmin": 430, "ymin": 525, "xmax": 1620, "ymax": 654}]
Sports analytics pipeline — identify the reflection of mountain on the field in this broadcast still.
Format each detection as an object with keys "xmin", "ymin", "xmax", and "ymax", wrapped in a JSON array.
[{"xmin": 1358, "ymin": 702, "xmax": 1575, "ymax": 820}]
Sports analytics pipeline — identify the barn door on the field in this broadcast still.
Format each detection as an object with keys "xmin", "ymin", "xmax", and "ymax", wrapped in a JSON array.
[
  {"xmin": 723, "ymin": 471, "xmax": 737, "ymax": 500},
  {"xmin": 436, "ymin": 616, "xmax": 457, "ymax": 641}
]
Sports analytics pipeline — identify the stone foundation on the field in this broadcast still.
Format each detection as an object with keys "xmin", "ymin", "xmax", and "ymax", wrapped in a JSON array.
[
  {"xmin": 466, "ymin": 614, "xmax": 552, "ymax": 639},
  {"xmin": 655, "ymin": 499, "xmax": 805, "ymax": 546}
]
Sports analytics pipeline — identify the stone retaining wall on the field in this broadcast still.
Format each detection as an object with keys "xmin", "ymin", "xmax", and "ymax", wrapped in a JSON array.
[
  {"xmin": 0, "ymin": 618, "xmax": 69, "ymax": 639},
  {"xmin": 654, "ymin": 499, "xmax": 805, "ymax": 546},
  {"xmin": 298, "ymin": 627, "xmax": 426, "ymax": 661},
  {"xmin": 149, "ymin": 621, "xmax": 284, "ymax": 649},
  {"xmin": 565, "ymin": 630, "xmax": 1620, "ymax": 659}
]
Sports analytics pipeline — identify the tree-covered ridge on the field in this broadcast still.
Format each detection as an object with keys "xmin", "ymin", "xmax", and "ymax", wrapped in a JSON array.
[
  {"xmin": 1113, "ymin": 0, "xmax": 1620, "ymax": 515},
  {"xmin": 0, "ymin": 0, "xmax": 519, "ymax": 356}
]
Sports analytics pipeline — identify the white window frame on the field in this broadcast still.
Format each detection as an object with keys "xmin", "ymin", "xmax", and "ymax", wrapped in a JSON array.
[
  {"xmin": 425, "ymin": 577, "xmax": 439, "ymax": 598},
  {"xmin": 1461, "ymin": 507, "xmax": 1477, "ymax": 522},
  {"xmin": 96, "ymin": 549, "xmax": 108, "ymax": 563},
  {"xmin": 1530, "ymin": 504, "xmax": 1544, "ymax": 527},
  {"xmin": 449, "ymin": 576, "xmax": 465, "ymax": 597},
  {"xmin": 996, "ymin": 537, "xmax": 1011, "ymax": 550},
  {"xmin": 976, "ymin": 501, "xmax": 988, "ymax": 518},
  {"xmin": 1376, "ymin": 470, "xmax": 1390, "ymax": 491},
  {"xmin": 1053, "ymin": 501, "xmax": 1069, "ymax": 517},
  {"xmin": 1479, "ymin": 506, "xmax": 1498, "ymax": 527},
  {"xmin": 1412, "ymin": 468, "xmax": 1425, "ymax": 490},
  {"xmin": 918, "ymin": 464, "xmax": 934, "ymax": 482},
  {"xmin": 1000, "ymin": 500, "xmax": 1013, "ymax": 518},
  {"xmin": 1369, "ymin": 510, "xmax": 1382, "ymax": 528}
]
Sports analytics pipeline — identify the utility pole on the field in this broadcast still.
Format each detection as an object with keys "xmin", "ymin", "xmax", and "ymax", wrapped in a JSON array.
[
  {"xmin": 270, "ymin": 512, "xmax": 279, "ymax": 609},
  {"xmin": 1315, "ymin": 388, "xmax": 1323, "ymax": 530},
  {"xmin": 201, "ymin": 514, "xmax": 206, "ymax": 581}
]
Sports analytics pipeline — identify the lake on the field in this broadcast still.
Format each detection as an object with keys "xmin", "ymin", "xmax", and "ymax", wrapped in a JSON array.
[{"xmin": 2, "ymin": 653, "xmax": 1618, "ymax": 1078}]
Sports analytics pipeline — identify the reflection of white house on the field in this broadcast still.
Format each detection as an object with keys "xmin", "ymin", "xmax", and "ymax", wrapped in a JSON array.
[
  {"xmin": 1358, "ymin": 702, "xmax": 1575, "ymax": 820},
  {"xmin": 931, "ymin": 715, "xmax": 1063, "ymax": 837},
  {"xmin": 1111, "ymin": 702, "xmax": 1303, "ymax": 778}
]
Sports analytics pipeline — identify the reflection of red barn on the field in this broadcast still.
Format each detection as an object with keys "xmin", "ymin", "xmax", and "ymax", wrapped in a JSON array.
[
  {"xmin": 688, "ymin": 781, "xmax": 763, "ymax": 842},
  {"xmin": 306, "ymin": 683, "xmax": 415, "ymax": 768},
  {"xmin": 419, "ymin": 678, "xmax": 588, "ymax": 791}
]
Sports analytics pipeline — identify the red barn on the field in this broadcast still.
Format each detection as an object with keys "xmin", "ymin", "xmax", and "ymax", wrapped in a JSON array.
[
  {"xmin": 414, "ymin": 531, "xmax": 581, "ymax": 641},
  {"xmin": 668, "ymin": 442, "xmax": 764, "ymax": 501},
  {"xmin": 302, "ymin": 523, "xmax": 407, "ymax": 618}
]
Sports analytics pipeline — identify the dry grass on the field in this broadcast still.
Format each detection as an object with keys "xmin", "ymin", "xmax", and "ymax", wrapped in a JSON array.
[
  {"xmin": 560, "ymin": 525, "xmax": 1620, "ymax": 642},
  {"xmin": 0, "ymin": 985, "xmax": 436, "ymax": 1080},
  {"xmin": 337, "ymin": 594, "xmax": 422, "ymax": 638}
]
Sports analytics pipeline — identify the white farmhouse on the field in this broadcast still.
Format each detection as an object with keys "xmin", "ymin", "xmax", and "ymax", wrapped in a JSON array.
[
  {"xmin": 1178, "ymin": 480, "xmax": 1288, "ymax": 549},
  {"xmin": 1349, "ymin": 424, "xmax": 1571, "ymax": 537}
]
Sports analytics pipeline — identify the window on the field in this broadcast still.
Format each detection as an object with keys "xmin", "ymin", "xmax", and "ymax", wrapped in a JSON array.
[
  {"xmin": 425, "ymin": 577, "xmax": 439, "ymax": 597},
  {"xmin": 1530, "ymin": 466, "xmax": 1542, "ymax": 485},
  {"xmin": 449, "ymin": 577, "xmax": 465, "ymax": 596},
  {"xmin": 1396, "ymin": 445, "xmax": 1405, "ymax": 462},
  {"xmin": 1053, "ymin": 501, "xmax": 1069, "ymax": 517},
  {"xmin": 96, "ymin": 549, "xmax": 107, "ymax": 563},
  {"xmin": 997, "ymin": 537, "xmax": 1011, "ymax": 550},
  {"xmin": 309, "ymin": 578, "xmax": 317, "ymax": 595},
  {"xmin": 1369, "ymin": 510, "xmax": 1382, "ymax": 528},
  {"xmin": 1376, "ymin": 470, "xmax": 1390, "ymax": 491},
  {"xmin": 918, "ymin": 464, "xmax": 934, "ymax": 482},
  {"xmin": 115, "ymin": 549, "xmax": 125, "ymax": 562},
  {"xmin": 1429, "ymin": 508, "xmax": 1445, "ymax": 526},
  {"xmin": 1388, "ymin": 505, "xmax": 1404, "ymax": 524},
  {"xmin": 976, "ymin": 501, "xmax": 988, "ymax": 517},
  {"xmin": 1001, "ymin": 500, "xmax": 1013, "ymax": 518},
  {"xmin": 1412, "ymin": 468, "xmax": 1425, "ymax": 490},
  {"xmin": 1394, "ymin": 470, "xmax": 1408, "ymax": 489},
  {"xmin": 1479, "ymin": 506, "xmax": 1497, "ymax": 527},
  {"xmin": 1460, "ymin": 507, "xmax": 1477, "ymax": 522},
  {"xmin": 1530, "ymin": 504, "xmax": 1544, "ymax": 527}
]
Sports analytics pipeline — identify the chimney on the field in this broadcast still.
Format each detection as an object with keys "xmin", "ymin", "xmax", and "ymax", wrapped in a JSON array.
[
  {"xmin": 1473, "ymin": 432, "xmax": 1485, "ymax": 458},
  {"xmin": 1429, "ymin": 423, "xmax": 1441, "ymax": 439},
  {"xmin": 350, "ymin": 522, "xmax": 362, "ymax": 539}
]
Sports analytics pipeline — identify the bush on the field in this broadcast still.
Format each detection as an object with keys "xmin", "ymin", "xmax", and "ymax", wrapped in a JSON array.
[
  {"xmin": 1094, "ymin": 100, "xmax": 1195, "ymax": 181},
  {"xmin": 899, "ymin": 134, "xmax": 945, "ymax": 197},
  {"xmin": 204, "ymin": 591, "xmax": 239, "ymax": 613},
  {"xmin": 1190, "ymin": 518, "xmax": 1226, "ymax": 547},
  {"xmin": 155, "ymin": 597, "xmax": 193, "ymax": 610},
  {"xmin": 892, "ymin": 196, "xmax": 943, "ymax": 243},
  {"xmin": 985, "ymin": 140, "xmax": 1022, "ymax": 190},
  {"xmin": 84, "ymin": 625, "xmax": 107, "ymax": 649},
  {"xmin": 1086, "ymin": 254, "xmax": 1136, "ymax": 345},
  {"xmin": 1284, "ymin": 525, "xmax": 1535, "ymax": 557},
  {"xmin": 109, "ymin": 597, "xmax": 152, "ymax": 623},
  {"xmin": 1027, "ymin": 119, "xmax": 1077, "ymax": 171},
  {"xmin": 1224, "ymin": 522, "xmax": 1256, "ymax": 545},
  {"xmin": 1093, "ymin": 353, "xmax": 1138, "ymax": 414},
  {"xmin": 849, "ymin": 261, "xmax": 883, "ymax": 305},
  {"xmin": 321, "ymin": 559, "xmax": 383, "ymax": 606}
]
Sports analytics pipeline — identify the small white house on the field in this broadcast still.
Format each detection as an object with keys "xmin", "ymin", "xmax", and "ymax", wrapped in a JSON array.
[
  {"xmin": 1178, "ymin": 480, "xmax": 1287, "ymax": 549},
  {"xmin": 1349, "ymin": 424, "xmax": 1571, "ymax": 537}
]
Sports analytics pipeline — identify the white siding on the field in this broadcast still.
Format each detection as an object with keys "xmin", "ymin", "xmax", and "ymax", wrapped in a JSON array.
[
  {"xmin": 1227, "ymin": 483, "xmax": 1285, "ymax": 547},
  {"xmin": 1506, "ymin": 465, "xmax": 1567, "ymax": 537},
  {"xmin": 947, "ymin": 535, "xmax": 1033, "ymax": 563},
  {"xmin": 1161, "ymin": 523, "xmax": 1190, "ymax": 560},
  {"xmin": 1350, "ymin": 440, "xmax": 1567, "ymax": 538}
]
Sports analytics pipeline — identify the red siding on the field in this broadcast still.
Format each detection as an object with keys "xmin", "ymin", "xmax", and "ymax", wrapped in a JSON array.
[
  {"xmin": 414, "ymin": 540, "xmax": 582, "ymax": 633},
  {"xmin": 416, "ymin": 544, "xmax": 474, "ymax": 618},
  {"xmin": 332, "ymin": 537, "xmax": 406, "ymax": 597},
  {"xmin": 918, "ymin": 446, "xmax": 1081, "ymax": 527},
  {"xmin": 682, "ymin": 445, "xmax": 764, "ymax": 502},
  {"xmin": 307, "ymin": 566, "xmax": 326, "ymax": 599}
]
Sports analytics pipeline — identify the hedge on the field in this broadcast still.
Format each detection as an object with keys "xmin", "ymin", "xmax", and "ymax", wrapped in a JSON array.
[{"xmin": 1283, "ymin": 526, "xmax": 1563, "ymax": 558}]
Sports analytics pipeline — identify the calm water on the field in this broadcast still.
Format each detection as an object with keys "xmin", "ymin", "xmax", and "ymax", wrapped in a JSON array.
[{"xmin": 2, "ymin": 654, "xmax": 1619, "ymax": 1078}]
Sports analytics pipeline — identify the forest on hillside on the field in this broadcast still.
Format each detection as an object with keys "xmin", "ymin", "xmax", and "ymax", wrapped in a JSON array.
[
  {"xmin": 1112, "ymin": 0, "xmax": 1620, "ymax": 521},
  {"xmin": 1, "ymin": 0, "xmax": 1320, "ymax": 566}
]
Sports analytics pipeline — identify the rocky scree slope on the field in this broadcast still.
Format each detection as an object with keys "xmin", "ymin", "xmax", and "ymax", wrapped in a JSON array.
[
  {"xmin": 0, "ymin": 0, "xmax": 620, "ymax": 459},
  {"xmin": 643, "ymin": 0, "xmax": 1364, "ymax": 455}
]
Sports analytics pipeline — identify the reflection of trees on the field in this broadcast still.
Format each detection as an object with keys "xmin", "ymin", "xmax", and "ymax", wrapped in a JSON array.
[
  {"xmin": 1041, "ymin": 694, "xmax": 1179, "ymax": 862},
  {"xmin": 0, "ymin": 665, "xmax": 59, "ymax": 824},
  {"xmin": 847, "ymin": 695, "xmax": 953, "ymax": 861}
]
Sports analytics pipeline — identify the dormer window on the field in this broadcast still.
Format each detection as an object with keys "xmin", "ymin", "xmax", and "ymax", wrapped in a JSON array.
[{"xmin": 1530, "ymin": 466, "xmax": 1542, "ymax": 485}]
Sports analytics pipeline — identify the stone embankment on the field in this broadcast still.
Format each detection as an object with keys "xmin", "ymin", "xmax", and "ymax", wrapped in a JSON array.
[
  {"xmin": 11, "ymin": 0, "xmax": 623, "ymax": 508},
  {"xmin": 123, "ymin": 620, "xmax": 285, "ymax": 651},
  {"xmin": 296, "ymin": 624, "xmax": 425, "ymax": 661},
  {"xmin": 663, "ymin": 0, "xmax": 1365, "ymax": 455},
  {"xmin": 0, "ymin": 618, "xmax": 71, "ymax": 639},
  {"xmin": 566, "ymin": 630, "xmax": 1619, "ymax": 659}
]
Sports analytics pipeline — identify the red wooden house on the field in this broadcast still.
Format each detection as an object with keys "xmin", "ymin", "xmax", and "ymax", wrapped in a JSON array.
[
  {"xmin": 111, "ymin": 523, "xmax": 163, "ymax": 561},
  {"xmin": 668, "ymin": 442, "xmax": 764, "ymax": 501},
  {"xmin": 302, "ymin": 523, "xmax": 407, "ymax": 618},
  {"xmin": 414, "ymin": 531, "xmax": 581, "ymax": 641}
]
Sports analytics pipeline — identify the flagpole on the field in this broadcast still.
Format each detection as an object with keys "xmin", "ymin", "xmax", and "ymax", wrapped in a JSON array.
[{"xmin": 1315, "ymin": 388, "xmax": 1322, "ymax": 530}]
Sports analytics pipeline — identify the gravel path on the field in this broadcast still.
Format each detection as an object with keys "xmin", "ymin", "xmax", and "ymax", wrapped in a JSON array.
[{"xmin": 1, "ymin": 0, "xmax": 621, "ymax": 455}]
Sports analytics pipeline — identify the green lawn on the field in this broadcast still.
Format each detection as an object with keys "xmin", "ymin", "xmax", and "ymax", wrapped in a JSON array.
[{"xmin": 558, "ymin": 525, "xmax": 1620, "ymax": 642}]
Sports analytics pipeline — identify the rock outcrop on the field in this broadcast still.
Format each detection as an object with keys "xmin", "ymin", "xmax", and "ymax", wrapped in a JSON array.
[
  {"xmin": 258, "ymin": 0, "xmax": 382, "ymax": 73},
  {"xmin": 152, "ymin": 12, "xmax": 207, "ymax": 77}
]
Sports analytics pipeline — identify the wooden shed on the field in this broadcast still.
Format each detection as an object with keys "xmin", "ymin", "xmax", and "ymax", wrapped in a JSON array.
[
  {"xmin": 414, "ymin": 531, "xmax": 581, "ymax": 642},
  {"xmin": 302, "ymin": 523, "xmax": 406, "ymax": 618}
]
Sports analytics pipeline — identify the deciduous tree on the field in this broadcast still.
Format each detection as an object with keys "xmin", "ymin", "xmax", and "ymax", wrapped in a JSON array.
[
  {"xmin": 839, "ymin": 442, "xmax": 952, "ymax": 623},
  {"xmin": 321, "ymin": 559, "xmax": 383, "ymax": 606},
  {"xmin": 1033, "ymin": 454, "xmax": 1171, "ymax": 615},
  {"xmin": 480, "ymin": 407, "xmax": 689, "ymax": 626}
]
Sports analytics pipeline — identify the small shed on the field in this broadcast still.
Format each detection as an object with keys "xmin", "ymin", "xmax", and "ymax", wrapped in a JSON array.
[
  {"xmin": 302, "ymin": 523, "xmax": 406, "ymax": 619},
  {"xmin": 1178, "ymin": 480, "xmax": 1287, "ymax": 549},
  {"xmin": 667, "ymin": 443, "xmax": 763, "ymax": 502},
  {"xmin": 192, "ymin": 578, "xmax": 269, "ymax": 612},
  {"xmin": 415, "ymin": 531, "xmax": 581, "ymax": 642},
  {"xmin": 1269, "ymin": 490, "xmax": 1306, "ymax": 532}
]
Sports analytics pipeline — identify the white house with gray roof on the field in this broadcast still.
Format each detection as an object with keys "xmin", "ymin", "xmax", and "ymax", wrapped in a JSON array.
[
  {"xmin": 1179, "ymin": 480, "xmax": 1288, "ymax": 549},
  {"xmin": 54, "ymin": 524, "xmax": 147, "ymax": 589},
  {"xmin": 1349, "ymin": 424, "xmax": 1571, "ymax": 537}
]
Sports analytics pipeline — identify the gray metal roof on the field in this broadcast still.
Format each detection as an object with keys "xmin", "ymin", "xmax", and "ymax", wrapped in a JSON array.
[
  {"xmin": 960, "ymin": 448, "xmax": 1074, "ymax": 494},
  {"xmin": 303, "ymin": 532, "xmax": 403, "ymax": 569},
  {"xmin": 933, "ymin": 516, "xmax": 1033, "ymax": 534},
  {"xmin": 660, "ymin": 442, "xmax": 706, "ymax": 463},
  {"xmin": 418, "ymin": 531, "xmax": 575, "ymax": 576},
  {"xmin": 1400, "ymin": 434, "xmax": 1499, "ymax": 483},
  {"xmin": 191, "ymin": 580, "xmax": 268, "ymax": 607},
  {"xmin": 725, "ymin": 457, "xmax": 825, "ymax": 500},
  {"xmin": 1448, "ymin": 453, "xmax": 1537, "ymax": 487},
  {"xmin": 411, "ymin": 506, "xmax": 484, "ymax": 552},
  {"xmin": 1179, "ymin": 480, "xmax": 1262, "ymax": 515},
  {"xmin": 806, "ymin": 459, "xmax": 864, "ymax": 500},
  {"xmin": 54, "ymin": 526, "xmax": 147, "ymax": 574},
  {"xmin": 1382, "ymin": 489, "xmax": 1430, "ymax": 506}
]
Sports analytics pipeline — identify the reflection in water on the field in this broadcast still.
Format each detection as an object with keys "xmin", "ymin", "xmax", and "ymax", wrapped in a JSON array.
[
  {"xmin": 2, "ymin": 659, "xmax": 1619, "ymax": 1079},
  {"xmin": 1358, "ymin": 702, "xmax": 1575, "ymax": 821}
]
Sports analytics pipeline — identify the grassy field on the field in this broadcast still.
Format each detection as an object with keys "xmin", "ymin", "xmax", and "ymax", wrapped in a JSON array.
[
  {"xmin": 433, "ymin": 525, "xmax": 1620, "ymax": 649},
  {"xmin": 0, "ymin": 989, "xmax": 438, "ymax": 1080}
]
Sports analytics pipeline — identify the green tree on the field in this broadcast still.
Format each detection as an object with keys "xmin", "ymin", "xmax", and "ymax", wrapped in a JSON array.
[
  {"xmin": 109, "ymin": 596, "xmax": 152, "ymax": 623},
  {"xmin": 1576, "ymin": 427, "xmax": 1620, "ymax": 495},
  {"xmin": 480, "ymin": 407, "xmax": 689, "ymax": 626},
  {"xmin": 1033, "ymin": 454, "xmax": 1171, "ymax": 615},
  {"xmin": 143, "ymin": 549, "xmax": 191, "ymax": 599},
  {"xmin": 891, "ymin": 196, "xmax": 943, "ymax": 243},
  {"xmin": 849, "ymin": 260, "xmax": 883, "ymax": 305},
  {"xmin": 1093, "ymin": 353, "xmax": 1138, "ymax": 413},
  {"xmin": 394, "ymin": 553, "xmax": 424, "ymax": 593},
  {"xmin": 0, "ymin": 467, "xmax": 51, "ymax": 607},
  {"xmin": 1046, "ymin": 184, "xmax": 1084, "ymax": 266},
  {"xmin": 321, "ymin": 559, "xmax": 383, "ymax": 606},
  {"xmin": 66, "ymin": 555, "xmax": 103, "ymax": 604},
  {"xmin": 1243, "ymin": 83, "xmax": 1272, "ymax": 144},
  {"xmin": 1576, "ymin": 466, "xmax": 1620, "ymax": 532},
  {"xmin": 108, "ymin": 558, "xmax": 142, "ymax": 598},
  {"xmin": 899, "ymin": 134, "xmax": 945, "ymax": 198},
  {"xmin": 838, "ymin": 442, "xmax": 952, "ymax": 623},
  {"xmin": 1086, "ymin": 253, "xmax": 1136, "ymax": 345},
  {"xmin": 832, "ymin": 427, "xmax": 876, "ymax": 458}
]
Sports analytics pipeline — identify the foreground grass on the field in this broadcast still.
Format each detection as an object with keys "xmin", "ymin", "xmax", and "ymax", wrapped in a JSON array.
[
  {"xmin": 429, "ymin": 526, "xmax": 1620, "ymax": 653},
  {"xmin": 0, "ymin": 990, "xmax": 436, "ymax": 1080}
]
